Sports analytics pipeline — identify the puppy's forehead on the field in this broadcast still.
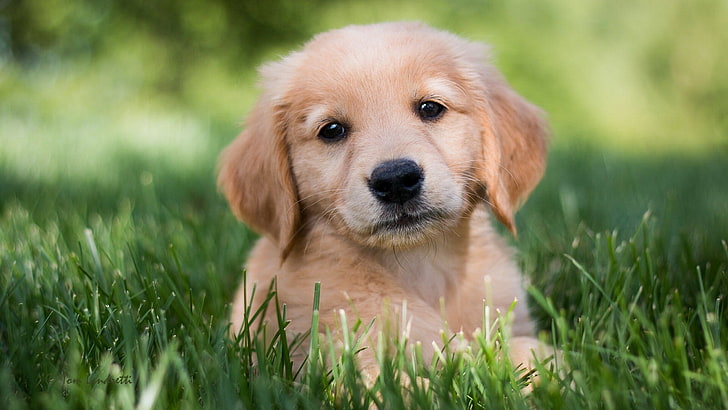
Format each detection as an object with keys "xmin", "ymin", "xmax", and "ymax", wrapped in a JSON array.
[
  {"xmin": 285, "ymin": 24, "xmax": 477, "ymax": 109},
  {"xmin": 304, "ymin": 25, "xmax": 464, "ymax": 78}
]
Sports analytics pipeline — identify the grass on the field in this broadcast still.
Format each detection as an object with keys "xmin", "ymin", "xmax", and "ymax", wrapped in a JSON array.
[{"xmin": 1, "ymin": 146, "xmax": 727, "ymax": 409}]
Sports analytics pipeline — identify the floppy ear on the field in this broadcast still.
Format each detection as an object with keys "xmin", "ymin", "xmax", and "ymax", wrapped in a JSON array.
[
  {"xmin": 217, "ymin": 87, "xmax": 301, "ymax": 256},
  {"xmin": 476, "ymin": 68, "xmax": 549, "ymax": 234}
]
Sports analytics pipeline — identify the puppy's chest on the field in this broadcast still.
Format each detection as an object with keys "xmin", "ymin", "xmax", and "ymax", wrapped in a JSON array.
[{"xmin": 388, "ymin": 255, "xmax": 462, "ymax": 307}]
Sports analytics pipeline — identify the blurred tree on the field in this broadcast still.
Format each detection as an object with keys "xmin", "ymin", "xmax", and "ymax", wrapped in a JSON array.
[
  {"xmin": 1, "ymin": 0, "xmax": 111, "ymax": 62},
  {"xmin": 1, "ymin": 0, "xmax": 332, "ymax": 66}
]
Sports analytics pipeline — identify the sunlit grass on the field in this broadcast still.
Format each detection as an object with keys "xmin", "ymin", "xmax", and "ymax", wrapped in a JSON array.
[{"xmin": 0, "ymin": 61, "xmax": 238, "ymax": 186}]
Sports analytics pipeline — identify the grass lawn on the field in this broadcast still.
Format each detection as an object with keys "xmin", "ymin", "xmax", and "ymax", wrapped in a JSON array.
[{"xmin": 2, "ymin": 140, "xmax": 727, "ymax": 408}]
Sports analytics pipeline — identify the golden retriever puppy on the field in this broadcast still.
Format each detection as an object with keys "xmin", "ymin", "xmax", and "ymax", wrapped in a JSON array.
[{"xmin": 219, "ymin": 22, "xmax": 548, "ymax": 376}]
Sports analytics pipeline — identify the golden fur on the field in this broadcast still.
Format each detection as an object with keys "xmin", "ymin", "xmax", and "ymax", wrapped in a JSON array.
[{"xmin": 218, "ymin": 22, "xmax": 548, "ymax": 374}]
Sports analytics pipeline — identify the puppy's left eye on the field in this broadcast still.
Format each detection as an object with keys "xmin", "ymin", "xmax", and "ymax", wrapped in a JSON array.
[{"xmin": 418, "ymin": 101, "xmax": 446, "ymax": 121}]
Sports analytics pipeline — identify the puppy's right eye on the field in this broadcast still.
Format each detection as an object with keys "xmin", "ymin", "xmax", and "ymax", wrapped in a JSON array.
[{"xmin": 318, "ymin": 122, "xmax": 347, "ymax": 142}]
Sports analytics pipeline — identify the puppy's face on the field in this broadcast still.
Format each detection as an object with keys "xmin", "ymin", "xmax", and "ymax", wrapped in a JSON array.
[
  {"xmin": 219, "ymin": 23, "xmax": 548, "ymax": 253},
  {"xmin": 283, "ymin": 35, "xmax": 485, "ymax": 248}
]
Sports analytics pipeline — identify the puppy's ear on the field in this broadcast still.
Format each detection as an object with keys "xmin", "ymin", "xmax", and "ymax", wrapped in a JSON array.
[
  {"xmin": 476, "ymin": 68, "xmax": 548, "ymax": 234},
  {"xmin": 217, "ymin": 75, "xmax": 300, "ymax": 256}
]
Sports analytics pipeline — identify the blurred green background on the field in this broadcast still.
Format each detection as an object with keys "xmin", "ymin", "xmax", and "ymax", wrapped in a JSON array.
[{"xmin": 1, "ymin": 0, "xmax": 727, "ymax": 246}]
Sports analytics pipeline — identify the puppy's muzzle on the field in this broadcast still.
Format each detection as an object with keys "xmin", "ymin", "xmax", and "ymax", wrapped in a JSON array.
[{"xmin": 368, "ymin": 159, "xmax": 424, "ymax": 205}]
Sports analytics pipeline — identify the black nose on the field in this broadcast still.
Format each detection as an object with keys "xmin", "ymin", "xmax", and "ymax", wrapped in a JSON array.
[{"xmin": 368, "ymin": 159, "xmax": 424, "ymax": 204}]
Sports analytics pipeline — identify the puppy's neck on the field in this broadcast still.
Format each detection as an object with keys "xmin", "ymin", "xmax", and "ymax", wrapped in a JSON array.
[{"xmin": 375, "ymin": 230, "xmax": 470, "ymax": 307}]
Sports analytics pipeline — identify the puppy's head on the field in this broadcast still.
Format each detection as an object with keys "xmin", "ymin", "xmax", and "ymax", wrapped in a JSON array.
[{"xmin": 218, "ymin": 22, "xmax": 548, "ymax": 254}]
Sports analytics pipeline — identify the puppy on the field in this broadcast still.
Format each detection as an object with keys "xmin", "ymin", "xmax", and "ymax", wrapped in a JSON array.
[{"xmin": 219, "ymin": 22, "xmax": 548, "ymax": 376}]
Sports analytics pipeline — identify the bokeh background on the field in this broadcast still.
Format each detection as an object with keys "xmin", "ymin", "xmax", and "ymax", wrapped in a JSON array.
[{"xmin": 1, "ymin": 0, "xmax": 727, "ymax": 248}]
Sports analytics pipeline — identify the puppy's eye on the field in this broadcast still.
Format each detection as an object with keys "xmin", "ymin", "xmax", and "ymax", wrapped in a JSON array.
[
  {"xmin": 418, "ymin": 101, "xmax": 446, "ymax": 121},
  {"xmin": 318, "ymin": 122, "xmax": 347, "ymax": 142}
]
